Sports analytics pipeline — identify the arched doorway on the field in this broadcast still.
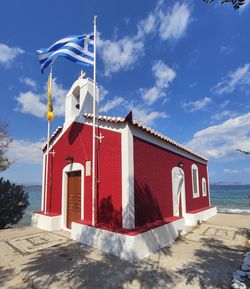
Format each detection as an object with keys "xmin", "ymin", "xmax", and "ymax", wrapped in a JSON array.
[
  {"xmin": 172, "ymin": 167, "xmax": 186, "ymax": 217},
  {"xmin": 62, "ymin": 163, "xmax": 84, "ymax": 230}
]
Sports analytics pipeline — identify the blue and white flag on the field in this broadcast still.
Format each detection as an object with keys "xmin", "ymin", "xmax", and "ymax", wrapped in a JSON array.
[{"xmin": 37, "ymin": 34, "xmax": 94, "ymax": 72}]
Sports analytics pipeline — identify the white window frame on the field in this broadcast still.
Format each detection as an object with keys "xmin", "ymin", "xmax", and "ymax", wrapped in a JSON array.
[
  {"xmin": 191, "ymin": 164, "xmax": 200, "ymax": 198},
  {"xmin": 202, "ymin": 177, "xmax": 207, "ymax": 197}
]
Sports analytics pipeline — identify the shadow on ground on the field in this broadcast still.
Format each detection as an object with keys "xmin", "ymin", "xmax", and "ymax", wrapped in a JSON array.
[
  {"xmin": 178, "ymin": 237, "xmax": 246, "ymax": 289},
  {"xmin": 20, "ymin": 240, "xmax": 174, "ymax": 289},
  {"xmin": 0, "ymin": 266, "xmax": 15, "ymax": 288},
  {"xmin": 18, "ymin": 226, "xmax": 248, "ymax": 289}
]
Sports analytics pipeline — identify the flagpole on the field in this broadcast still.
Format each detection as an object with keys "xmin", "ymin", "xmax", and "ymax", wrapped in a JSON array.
[
  {"xmin": 44, "ymin": 65, "xmax": 53, "ymax": 215},
  {"xmin": 92, "ymin": 16, "xmax": 97, "ymax": 226}
]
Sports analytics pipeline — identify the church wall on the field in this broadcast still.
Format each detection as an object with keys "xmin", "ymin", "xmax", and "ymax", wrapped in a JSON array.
[
  {"xmin": 45, "ymin": 121, "xmax": 122, "ymax": 227},
  {"xmin": 133, "ymin": 137, "xmax": 210, "ymax": 227}
]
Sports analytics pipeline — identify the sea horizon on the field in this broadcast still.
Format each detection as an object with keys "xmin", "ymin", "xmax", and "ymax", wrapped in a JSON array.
[{"xmin": 11, "ymin": 183, "xmax": 249, "ymax": 228}]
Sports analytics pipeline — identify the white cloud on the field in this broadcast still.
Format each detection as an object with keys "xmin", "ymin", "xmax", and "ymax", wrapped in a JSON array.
[
  {"xmin": 0, "ymin": 43, "xmax": 24, "ymax": 65},
  {"xmin": 99, "ymin": 85, "xmax": 109, "ymax": 101},
  {"xmin": 137, "ymin": 13, "xmax": 157, "ymax": 38},
  {"xmin": 141, "ymin": 60, "xmax": 176, "ymax": 104},
  {"xmin": 240, "ymin": 0, "xmax": 250, "ymax": 12},
  {"xmin": 99, "ymin": 96, "xmax": 126, "ymax": 113},
  {"xmin": 98, "ymin": 4, "xmax": 158, "ymax": 76},
  {"xmin": 98, "ymin": 36, "xmax": 144, "ymax": 76},
  {"xmin": 158, "ymin": 2, "xmax": 191, "ymax": 41},
  {"xmin": 186, "ymin": 112, "xmax": 250, "ymax": 160},
  {"xmin": 220, "ymin": 45, "xmax": 233, "ymax": 55},
  {"xmin": 16, "ymin": 78, "xmax": 67, "ymax": 118},
  {"xmin": 99, "ymin": 96, "xmax": 168, "ymax": 126},
  {"xmin": 183, "ymin": 97, "xmax": 212, "ymax": 112},
  {"xmin": 220, "ymin": 100, "xmax": 230, "ymax": 108},
  {"xmin": 99, "ymin": 1, "xmax": 192, "ymax": 76},
  {"xmin": 127, "ymin": 103, "xmax": 168, "ymax": 126},
  {"xmin": 20, "ymin": 77, "xmax": 37, "ymax": 89},
  {"xmin": 212, "ymin": 63, "xmax": 250, "ymax": 95},
  {"xmin": 7, "ymin": 139, "xmax": 44, "ymax": 165},
  {"xmin": 224, "ymin": 168, "xmax": 250, "ymax": 174},
  {"xmin": 48, "ymin": 78, "xmax": 68, "ymax": 116},
  {"xmin": 211, "ymin": 110, "xmax": 238, "ymax": 121},
  {"xmin": 16, "ymin": 91, "xmax": 46, "ymax": 118}
]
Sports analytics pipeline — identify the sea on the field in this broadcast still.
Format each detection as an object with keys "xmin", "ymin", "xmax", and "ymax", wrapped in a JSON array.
[{"xmin": 13, "ymin": 184, "xmax": 250, "ymax": 227}]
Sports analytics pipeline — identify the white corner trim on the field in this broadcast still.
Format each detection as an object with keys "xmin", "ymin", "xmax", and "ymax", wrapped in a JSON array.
[
  {"xmin": 121, "ymin": 124, "xmax": 135, "ymax": 229},
  {"xmin": 62, "ymin": 163, "xmax": 85, "ymax": 230},
  {"xmin": 71, "ymin": 217, "xmax": 185, "ymax": 261},
  {"xmin": 41, "ymin": 153, "xmax": 46, "ymax": 211},
  {"xmin": 32, "ymin": 213, "xmax": 62, "ymax": 231},
  {"xmin": 185, "ymin": 206, "xmax": 217, "ymax": 226},
  {"xmin": 207, "ymin": 166, "xmax": 211, "ymax": 206},
  {"xmin": 172, "ymin": 167, "xmax": 186, "ymax": 218},
  {"xmin": 191, "ymin": 164, "xmax": 200, "ymax": 198}
]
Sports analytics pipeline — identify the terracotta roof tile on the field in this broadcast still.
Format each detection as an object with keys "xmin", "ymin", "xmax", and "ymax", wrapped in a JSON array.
[
  {"xmin": 42, "ymin": 126, "xmax": 63, "ymax": 152},
  {"xmin": 84, "ymin": 113, "xmax": 207, "ymax": 161}
]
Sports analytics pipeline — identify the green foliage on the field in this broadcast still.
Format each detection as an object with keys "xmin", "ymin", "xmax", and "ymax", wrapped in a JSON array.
[
  {"xmin": 0, "ymin": 178, "xmax": 29, "ymax": 229},
  {"xmin": 0, "ymin": 121, "xmax": 12, "ymax": 172},
  {"xmin": 236, "ymin": 149, "xmax": 250, "ymax": 155},
  {"xmin": 203, "ymin": 0, "xmax": 246, "ymax": 10}
]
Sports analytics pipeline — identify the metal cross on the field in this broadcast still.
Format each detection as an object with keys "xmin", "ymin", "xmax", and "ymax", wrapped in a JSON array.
[{"xmin": 96, "ymin": 133, "xmax": 104, "ymax": 143}]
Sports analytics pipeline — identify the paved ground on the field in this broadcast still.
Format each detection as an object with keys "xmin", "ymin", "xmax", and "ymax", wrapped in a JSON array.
[{"xmin": 0, "ymin": 213, "xmax": 249, "ymax": 289}]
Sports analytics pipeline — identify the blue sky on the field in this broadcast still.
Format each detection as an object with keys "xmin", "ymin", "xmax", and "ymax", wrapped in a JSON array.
[{"xmin": 1, "ymin": 0, "xmax": 250, "ymax": 184}]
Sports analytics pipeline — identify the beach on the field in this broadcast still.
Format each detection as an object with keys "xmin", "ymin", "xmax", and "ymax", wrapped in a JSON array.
[{"xmin": 0, "ymin": 213, "xmax": 249, "ymax": 289}]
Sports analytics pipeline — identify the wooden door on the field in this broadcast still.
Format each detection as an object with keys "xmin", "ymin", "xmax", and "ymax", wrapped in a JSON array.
[{"xmin": 67, "ymin": 171, "xmax": 81, "ymax": 229}]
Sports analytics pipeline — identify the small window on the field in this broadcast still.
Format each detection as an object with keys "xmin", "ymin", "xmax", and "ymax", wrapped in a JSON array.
[
  {"xmin": 202, "ymin": 178, "xmax": 207, "ymax": 197},
  {"xmin": 192, "ymin": 164, "xmax": 199, "ymax": 198}
]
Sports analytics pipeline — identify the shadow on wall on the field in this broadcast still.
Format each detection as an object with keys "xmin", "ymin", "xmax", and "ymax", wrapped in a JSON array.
[
  {"xmin": 134, "ymin": 181, "xmax": 163, "ymax": 227},
  {"xmin": 68, "ymin": 122, "xmax": 83, "ymax": 145},
  {"xmin": 98, "ymin": 195, "xmax": 122, "ymax": 228}
]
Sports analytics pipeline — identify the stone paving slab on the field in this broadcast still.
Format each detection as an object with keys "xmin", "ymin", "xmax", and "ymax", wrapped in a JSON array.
[
  {"xmin": 4, "ymin": 232, "xmax": 69, "ymax": 256},
  {"xmin": 185, "ymin": 223, "xmax": 247, "ymax": 247},
  {"xmin": 0, "ymin": 214, "xmax": 249, "ymax": 289}
]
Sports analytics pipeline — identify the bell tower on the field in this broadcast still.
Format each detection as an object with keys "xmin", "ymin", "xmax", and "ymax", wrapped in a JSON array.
[{"xmin": 64, "ymin": 71, "xmax": 99, "ymax": 125}]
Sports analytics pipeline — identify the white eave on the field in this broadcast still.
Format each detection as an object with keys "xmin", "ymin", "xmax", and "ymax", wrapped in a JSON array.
[
  {"xmin": 42, "ymin": 126, "xmax": 63, "ymax": 152},
  {"xmin": 83, "ymin": 113, "xmax": 208, "ymax": 162}
]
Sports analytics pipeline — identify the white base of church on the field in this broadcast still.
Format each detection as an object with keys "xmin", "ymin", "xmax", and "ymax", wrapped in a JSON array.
[
  {"xmin": 185, "ymin": 206, "xmax": 217, "ymax": 226},
  {"xmin": 32, "ymin": 213, "xmax": 62, "ymax": 231},
  {"xmin": 32, "ymin": 207, "xmax": 217, "ymax": 261},
  {"xmin": 71, "ymin": 218, "xmax": 185, "ymax": 262}
]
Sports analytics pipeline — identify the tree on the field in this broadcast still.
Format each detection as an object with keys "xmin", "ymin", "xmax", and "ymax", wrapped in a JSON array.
[
  {"xmin": 0, "ymin": 120, "xmax": 12, "ymax": 172},
  {"xmin": 0, "ymin": 178, "xmax": 29, "ymax": 229},
  {"xmin": 0, "ymin": 121, "xmax": 29, "ymax": 229},
  {"xmin": 236, "ymin": 149, "xmax": 250, "ymax": 155},
  {"xmin": 203, "ymin": 0, "xmax": 246, "ymax": 10}
]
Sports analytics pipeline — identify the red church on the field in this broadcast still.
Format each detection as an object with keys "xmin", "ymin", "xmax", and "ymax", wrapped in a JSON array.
[{"xmin": 32, "ymin": 74, "xmax": 217, "ymax": 261}]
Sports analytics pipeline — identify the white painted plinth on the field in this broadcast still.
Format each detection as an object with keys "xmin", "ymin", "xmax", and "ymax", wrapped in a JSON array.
[
  {"xmin": 71, "ymin": 218, "xmax": 185, "ymax": 261},
  {"xmin": 185, "ymin": 206, "xmax": 217, "ymax": 226},
  {"xmin": 32, "ymin": 213, "xmax": 62, "ymax": 231}
]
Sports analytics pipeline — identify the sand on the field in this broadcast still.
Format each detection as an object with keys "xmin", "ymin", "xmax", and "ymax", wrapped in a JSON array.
[{"xmin": 0, "ymin": 213, "xmax": 249, "ymax": 289}]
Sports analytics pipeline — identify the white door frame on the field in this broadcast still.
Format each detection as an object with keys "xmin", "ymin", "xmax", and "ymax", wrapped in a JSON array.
[
  {"xmin": 61, "ymin": 162, "xmax": 84, "ymax": 230},
  {"xmin": 172, "ymin": 167, "xmax": 186, "ymax": 218}
]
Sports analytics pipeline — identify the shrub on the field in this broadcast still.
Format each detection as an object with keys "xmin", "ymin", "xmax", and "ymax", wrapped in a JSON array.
[{"xmin": 0, "ymin": 178, "xmax": 29, "ymax": 229}]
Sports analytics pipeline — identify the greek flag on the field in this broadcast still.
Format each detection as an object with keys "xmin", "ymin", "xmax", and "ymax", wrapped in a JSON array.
[{"xmin": 37, "ymin": 34, "xmax": 94, "ymax": 73}]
